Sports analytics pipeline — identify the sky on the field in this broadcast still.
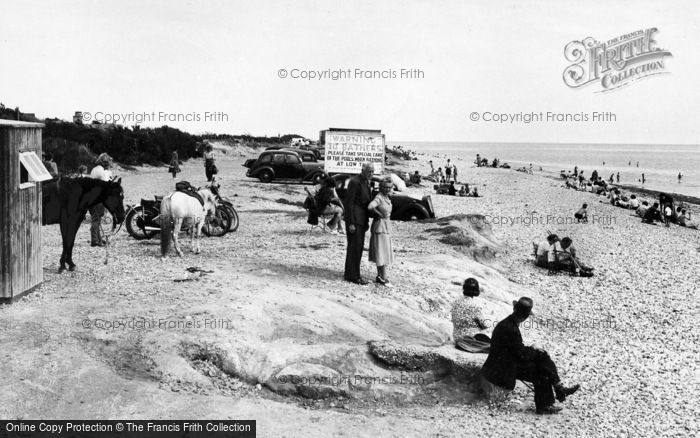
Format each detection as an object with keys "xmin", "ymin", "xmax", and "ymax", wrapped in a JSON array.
[{"xmin": 1, "ymin": 0, "xmax": 699, "ymax": 144}]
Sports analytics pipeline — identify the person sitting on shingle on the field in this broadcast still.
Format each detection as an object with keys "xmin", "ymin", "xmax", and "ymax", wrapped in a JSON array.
[{"xmin": 481, "ymin": 297, "xmax": 580, "ymax": 415}]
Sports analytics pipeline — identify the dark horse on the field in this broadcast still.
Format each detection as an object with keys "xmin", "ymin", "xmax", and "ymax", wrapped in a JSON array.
[{"xmin": 42, "ymin": 177, "xmax": 126, "ymax": 272}]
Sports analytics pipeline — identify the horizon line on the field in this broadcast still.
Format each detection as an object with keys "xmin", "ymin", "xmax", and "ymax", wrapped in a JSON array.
[
  {"xmin": 386, "ymin": 140, "xmax": 700, "ymax": 147},
  {"xmin": 10, "ymin": 116, "xmax": 699, "ymax": 147}
]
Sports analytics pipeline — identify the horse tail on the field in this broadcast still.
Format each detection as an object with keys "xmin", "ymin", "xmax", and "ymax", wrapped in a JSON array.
[{"xmin": 160, "ymin": 195, "xmax": 173, "ymax": 257}]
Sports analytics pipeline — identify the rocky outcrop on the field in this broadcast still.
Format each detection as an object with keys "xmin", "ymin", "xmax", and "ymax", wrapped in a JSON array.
[{"xmin": 165, "ymin": 212, "xmax": 536, "ymax": 403}]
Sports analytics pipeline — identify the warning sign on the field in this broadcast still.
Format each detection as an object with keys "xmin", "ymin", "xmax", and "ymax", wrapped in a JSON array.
[{"xmin": 323, "ymin": 131, "xmax": 385, "ymax": 174}]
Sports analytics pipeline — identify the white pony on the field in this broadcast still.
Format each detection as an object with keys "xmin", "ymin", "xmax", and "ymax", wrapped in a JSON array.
[{"xmin": 160, "ymin": 187, "xmax": 217, "ymax": 257}]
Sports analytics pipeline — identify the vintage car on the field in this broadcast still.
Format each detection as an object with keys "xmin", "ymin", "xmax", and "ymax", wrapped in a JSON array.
[
  {"xmin": 300, "ymin": 145, "xmax": 325, "ymax": 160},
  {"xmin": 281, "ymin": 148, "xmax": 319, "ymax": 162},
  {"xmin": 332, "ymin": 174, "xmax": 436, "ymax": 221},
  {"xmin": 265, "ymin": 145, "xmax": 324, "ymax": 160},
  {"xmin": 243, "ymin": 150, "xmax": 326, "ymax": 184}
]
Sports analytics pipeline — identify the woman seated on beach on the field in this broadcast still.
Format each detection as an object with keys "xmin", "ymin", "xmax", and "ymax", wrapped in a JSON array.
[
  {"xmin": 451, "ymin": 278, "xmax": 490, "ymax": 353},
  {"xmin": 609, "ymin": 190, "xmax": 620, "ymax": 205},
  {"xmin": 678, "ymin": 209, "xmax": 698, "ymax": 229},
  {"xmin": 629, "ymin": 195, "xmax": 640, "ymax": 211},
  {"xmin": 471, "ymin": 187, "xmax": 480, "ymax": 197},
  {"xmin": 315, "ymin": 176, "xmax": 345, "ymax": 235},
  {"xmin": 458, "ymin": 184, "xmax": 468, "ymax": 196},
  {"xmin": 676, "ymin": 207, "xmax": 686, "ymax": 225},
  {"xmin": 637, "ymin": 201, "xmax": 649, "ymax": 217}
]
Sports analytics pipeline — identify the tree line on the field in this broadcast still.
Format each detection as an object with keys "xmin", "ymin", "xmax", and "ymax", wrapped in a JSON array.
[{"xmin": 1, "ymin": 104, "xmax": 306, "ymax": 174}]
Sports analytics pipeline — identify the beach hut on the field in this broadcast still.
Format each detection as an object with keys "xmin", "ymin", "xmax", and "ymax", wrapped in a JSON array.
[{"xmin": 0, "ymin": 120, "xmax": 51, "ymax": 302}]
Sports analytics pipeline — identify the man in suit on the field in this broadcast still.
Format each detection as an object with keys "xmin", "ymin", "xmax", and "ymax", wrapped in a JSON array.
[
  {"xmin": 481, "ymin": 297, "xmax": 580, "ymax": 414},
  {"xmin": 344, "ymin": 162, "xmax": 374, "ymax": 284}
]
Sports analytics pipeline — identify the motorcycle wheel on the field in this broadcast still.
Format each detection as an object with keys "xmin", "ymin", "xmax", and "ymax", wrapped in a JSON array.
[
  {"xmin": 225, "ymin": 205, "xmax": 239, "ymax": 232},
  {"xmin": 202, "ymin": 206, "xmax": 232, "ymax": 237},
  {"xmin": 125, "ymin": 206, "xmax": 158, "ymax": 240}
]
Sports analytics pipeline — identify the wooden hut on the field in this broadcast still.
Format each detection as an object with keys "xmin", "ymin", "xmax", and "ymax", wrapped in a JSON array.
[{"xmin": 0, "ymin": 120, "xmax": 50, "ymax": 302}]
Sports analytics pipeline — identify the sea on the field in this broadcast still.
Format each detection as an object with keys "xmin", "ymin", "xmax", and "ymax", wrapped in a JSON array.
[{"xmin": 388, "ymin": 142, "xmax": 700, "ymax": 199}]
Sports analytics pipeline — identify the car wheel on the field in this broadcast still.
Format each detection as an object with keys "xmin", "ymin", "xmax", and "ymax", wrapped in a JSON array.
[
  {"xmin": 404, "ymin": 209, "xmax": 427, "ymax": 221},
  {"xmin": 259, "ymin": 169, "xmax": 273, "ymax": 183}
]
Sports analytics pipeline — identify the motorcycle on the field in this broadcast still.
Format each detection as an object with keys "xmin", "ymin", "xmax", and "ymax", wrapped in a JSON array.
[
  {"xmin": 125, "ymin": 187, "xmax": 233, "ymax": 240},
  {"xmin": 207, "ymin": 178, "xmax": 240, "ymax": 232}
]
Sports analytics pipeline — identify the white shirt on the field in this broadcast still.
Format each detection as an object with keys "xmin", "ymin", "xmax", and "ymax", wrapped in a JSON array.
[
  {"xmin": 543, "ymin": 241, "xmax": 563, "ymax": 263},
  {"xmin": 90, "ymin": 165, "xmax": 113, "ymax": 181},
  {"xmin": 536, "ymin": 239, "xmax": 550, "ymax": 258}
]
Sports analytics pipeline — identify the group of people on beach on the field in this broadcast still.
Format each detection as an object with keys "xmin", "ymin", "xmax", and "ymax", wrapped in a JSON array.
[
  {"xmin": 428, "ymin": 157, "xmax": 484, "ymax": 197},
  {"xmin": 327, "ymin": 156, "xmax": 583, "ymax": 414},
  {"xmin": 564, "ymin": 167, "xmax": 697, "ymax": 230},
  {"xmin": 427, "ymin": 158, "xmax": 458, "ymax": 184},
  {"xmin": 533, "ymin": 234, "xmax": 594, "ymax": 277},
  {"xmin": 303, "ymin": 162, "xmax": 396, "ymax": 287},
  {"xmin": 435, "ymin": 181, "xmax": 480, "ymax": 197},
  {"xmin": 388, "ymin": 144, "xmax": 418, "ymax": 161},
  {"xmin": 475, "ymin": 154, "xmax": 504, "ymax": 169}
]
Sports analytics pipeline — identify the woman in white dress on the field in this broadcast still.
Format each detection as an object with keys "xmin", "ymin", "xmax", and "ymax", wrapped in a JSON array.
[{"xmin": 368, "ymin": 178, "xmax": 395, "ymax": 286}]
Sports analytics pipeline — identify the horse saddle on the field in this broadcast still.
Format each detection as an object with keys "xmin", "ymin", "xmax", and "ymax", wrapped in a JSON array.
[{"xmin": 174, "ymin": 181, "xmax": 204, "ymax": 206}]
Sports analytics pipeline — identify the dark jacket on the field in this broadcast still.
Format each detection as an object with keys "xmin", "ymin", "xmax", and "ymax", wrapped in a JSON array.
[
  {"xmin": 344, "ymin": 175, "xmax": 371, "ymax": 228},
  {"xmin": 643, "ymin": 206, "xmax": 660, "ymax": 222},
  {"xmin": 481, "ymin": 314, "xmax": 539, "ymax": 389},
  {"xmin": 303, "ymin": 196, "xmax": 319, "ymax": 225},
  {"xmin": 316, "ymin": 186, "xmax": 335, "ymax": 210}
]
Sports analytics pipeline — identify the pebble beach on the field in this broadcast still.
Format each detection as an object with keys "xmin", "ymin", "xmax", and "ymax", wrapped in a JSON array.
[{"xmin": 1, "ymin": 143, "xmax": 698, "ymax": 437}]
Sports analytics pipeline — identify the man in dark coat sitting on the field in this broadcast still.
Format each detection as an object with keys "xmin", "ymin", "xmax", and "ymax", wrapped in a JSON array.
[{"xmin": 481, "ymin": 297, "xmax": 580, "ymax": 414}]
